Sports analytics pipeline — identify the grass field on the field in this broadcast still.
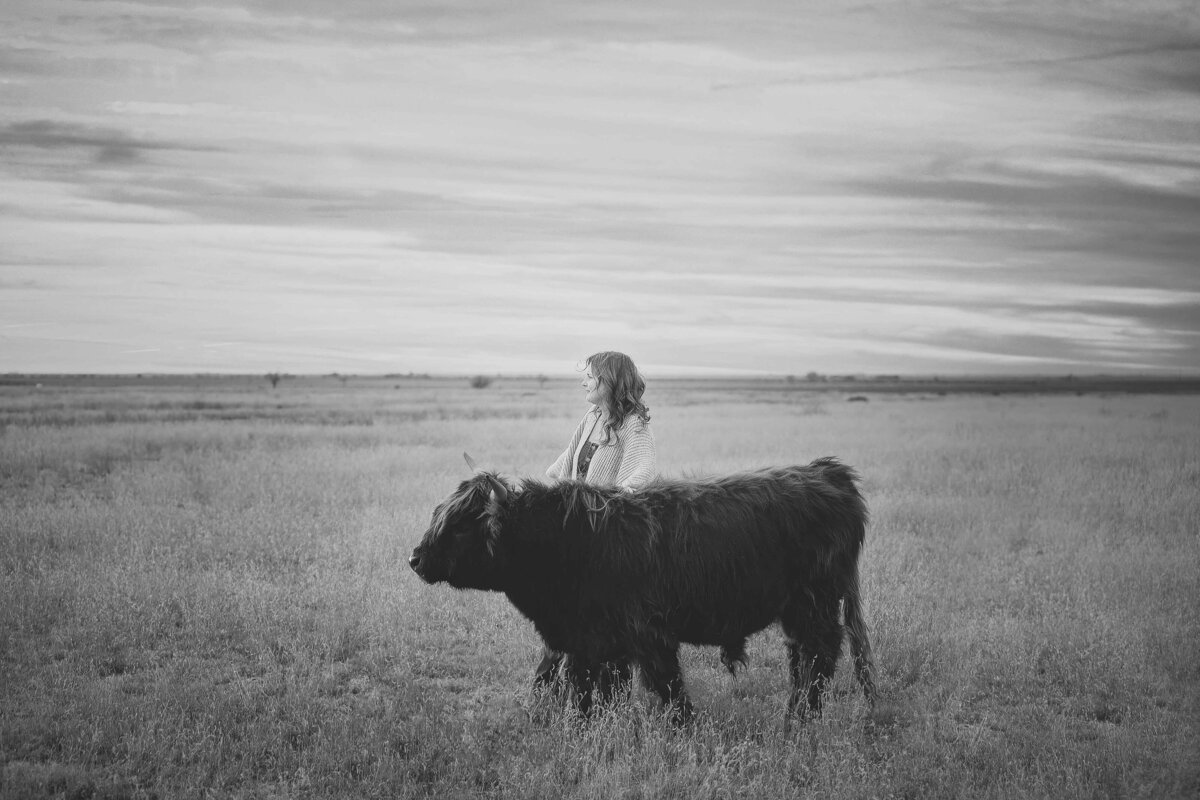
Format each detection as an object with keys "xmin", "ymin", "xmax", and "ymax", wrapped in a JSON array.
[{"xmin": 2, "ymin": 375, "xmax": 1198, "ymax": 799}]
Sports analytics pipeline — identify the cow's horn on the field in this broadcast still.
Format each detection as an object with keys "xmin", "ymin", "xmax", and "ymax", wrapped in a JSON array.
[
  {"xmin": 485, "ymin": 473, "xmax": 509, "ymax": 504},
  {"xmin": 463, "ymin": 452, "xmax": 478, "ymax": 472}
]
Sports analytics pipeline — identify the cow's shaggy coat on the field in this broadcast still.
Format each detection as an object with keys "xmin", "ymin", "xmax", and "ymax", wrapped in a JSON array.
[{"xmin": 409, "ymin": 457, "xmax": 877, "ymax": 722}]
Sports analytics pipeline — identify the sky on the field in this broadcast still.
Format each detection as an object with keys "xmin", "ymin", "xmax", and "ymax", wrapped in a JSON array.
[{"xmin": 1, "ymin": 0, "xmax": 1198, "ymax": 376}]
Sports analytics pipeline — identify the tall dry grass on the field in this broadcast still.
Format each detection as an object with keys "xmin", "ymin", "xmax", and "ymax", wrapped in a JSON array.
[{"xmin": 2, "ymin": 377, "xmax": 1197, "ymax": 799}]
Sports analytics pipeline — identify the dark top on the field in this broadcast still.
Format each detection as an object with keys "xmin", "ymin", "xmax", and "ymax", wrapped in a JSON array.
[{"xmin": 577, "ymin": 441, "xmax": 600, "ymax": 479}]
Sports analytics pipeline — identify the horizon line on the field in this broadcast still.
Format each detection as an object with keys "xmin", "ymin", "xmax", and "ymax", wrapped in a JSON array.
[{"xmin": 5, "ymin": 371, "xmax": 1200, "ymax": 381}]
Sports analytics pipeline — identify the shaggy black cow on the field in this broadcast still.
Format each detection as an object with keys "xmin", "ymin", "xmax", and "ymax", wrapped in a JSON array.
[{"xmin": 409, "ymin": 456, "xmax": 877, "ymax": 722}]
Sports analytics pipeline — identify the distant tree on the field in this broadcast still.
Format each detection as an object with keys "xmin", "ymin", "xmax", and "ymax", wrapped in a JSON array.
[
  {"xmin": 469, "ymin": 375, "xmax": 493, "ymax": 389},
  {"xmin": 266, "ymin": 372, "xmax": 282, "ymax": 388},
  {"xmin": 806, "ymin": 371, "xmax": 822, "ymax": 382},
  {"xmin": 537, "ymin": 374, "xmax": 548, "ymax": 389}
]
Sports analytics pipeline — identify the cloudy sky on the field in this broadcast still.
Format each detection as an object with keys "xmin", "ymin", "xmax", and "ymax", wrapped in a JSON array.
[{"xmin": 2, "ymin": 0, "xmax": 1198, "ymax": 376}]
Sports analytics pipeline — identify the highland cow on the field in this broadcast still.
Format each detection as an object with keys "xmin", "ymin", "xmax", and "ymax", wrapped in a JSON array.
[{"xmin": 409, "ymin": 456, "xmax": 877, "ymax": 722}]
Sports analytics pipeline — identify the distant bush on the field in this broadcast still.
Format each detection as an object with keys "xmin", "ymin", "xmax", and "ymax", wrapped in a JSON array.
[{"xmin": 469, "ymin": 375, "xmax": 493, "ymax": 389}]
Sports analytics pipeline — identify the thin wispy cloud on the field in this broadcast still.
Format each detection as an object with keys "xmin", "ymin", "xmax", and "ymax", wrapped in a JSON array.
[{"xmin": 1, "ymin": 0, "xmax": 1197, "ymax": 374}]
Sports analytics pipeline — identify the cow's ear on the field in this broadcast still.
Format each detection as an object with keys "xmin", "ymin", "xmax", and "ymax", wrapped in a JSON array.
[
  {"xmin": 481, "ymin": 474, "xmax": 507, "ymax": 557},
  {"xmin": 483, "ymin": 497, "xmax": 502, "ymax": 557}
]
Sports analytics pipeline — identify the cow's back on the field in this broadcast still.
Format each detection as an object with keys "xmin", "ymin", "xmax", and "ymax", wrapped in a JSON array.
[{"xmin": 639, "ymin": 463, "xmax": 866, "ymax": 645}]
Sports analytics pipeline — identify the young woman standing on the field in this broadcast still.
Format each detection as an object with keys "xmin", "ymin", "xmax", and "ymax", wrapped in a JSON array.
[
  {"xmin": 545, "ymin": 351, "xmax": 655, "ymax": 490},
  {"xmin": 536, "ymin": 350, "xmax": 656, "ymax": 691}
]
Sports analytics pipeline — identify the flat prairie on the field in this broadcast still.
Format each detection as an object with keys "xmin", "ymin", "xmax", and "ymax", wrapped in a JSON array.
[{"xmin": 2, "ymin": 375, "xmax": 1197, "ymax": 799}]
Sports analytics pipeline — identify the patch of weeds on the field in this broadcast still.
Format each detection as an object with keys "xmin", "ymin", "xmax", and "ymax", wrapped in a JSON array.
[
  {"xmin": 1091, "ymin": 684, "xmax": 1124, "ymax": 725},
  {"xmin": 148, "ymin": 598, "xmax": 185, "ymax": 642},
  {"xmin": 328, "ymin": 623, "xmax": 369, "ymax": 664},
  {"xmin": 3, "ymin": 711, "xmax": 69, "ymax": 763},
  {"xmin": 94, "ymin": 644, "xmax": 130, "ymax": 678},
  {"xmin": 864, "ymin": 698, "xmax": 907, "ymax": 737},
  {"xmin": 315, "ymin": 661, "xmax": 366, "ymax": 699},
  {"xmin": 1007, "ymin": 531, "xmax": 1033, "ymax": 553},
  {"xmin": 0, "ymin": 763, "xmax": 73, "ymax": 799},
  {"xmin": 885, "ymin": 644, "xmax": 937, "ymax": 691},
  {"xmin": 265, "ymin": 636, "xmax": 294, "ymax": 667},
  {"xmin": 0, "ymin": 761, "xmax": 98, "ymax": 800}
]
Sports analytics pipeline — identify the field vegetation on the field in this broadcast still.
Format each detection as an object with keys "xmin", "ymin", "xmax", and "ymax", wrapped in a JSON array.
[{"xmin": 2, "ymin": 375, "xmax": 1198, "ymax": 798}]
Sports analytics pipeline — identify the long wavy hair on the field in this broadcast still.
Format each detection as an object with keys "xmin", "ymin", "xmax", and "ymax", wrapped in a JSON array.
[{"xmin": 586, "ymin": 351, "xmax": 651, "ymax": 444}]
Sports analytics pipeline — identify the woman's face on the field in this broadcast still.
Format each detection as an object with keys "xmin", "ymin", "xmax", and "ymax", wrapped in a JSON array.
[{"xmin": 582, "ymin": 363, "xmax": 609, "ymax": 407}]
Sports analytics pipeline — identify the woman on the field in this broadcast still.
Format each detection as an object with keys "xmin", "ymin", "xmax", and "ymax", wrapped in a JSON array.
[
  {"xmin": 545, "ymin": 350, "xmax": 655, "ymax": 491},
  {"xmin": 536, "ymin": 350, "xmax": 656, "ymax": 692}
]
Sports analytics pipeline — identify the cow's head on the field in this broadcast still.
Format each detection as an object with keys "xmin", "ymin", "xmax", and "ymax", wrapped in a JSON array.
[{"xmin": 409, "ymin": 456, "xmax": 511, "ymax": 590}]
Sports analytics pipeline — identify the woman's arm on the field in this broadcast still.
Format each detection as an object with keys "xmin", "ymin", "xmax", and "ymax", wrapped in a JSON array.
[
  {"xmin": 615, "ymin": 419, "xmax": 656, "ymax": 490},
  {"xmin": 546, "ymin": 447, "xmax": 570, "ymax": 480}
]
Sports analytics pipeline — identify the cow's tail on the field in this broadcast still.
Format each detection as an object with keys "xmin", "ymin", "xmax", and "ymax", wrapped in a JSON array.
[{"xmin": 843, "ymin": 563, "xmax": 877, "ymax": 706}]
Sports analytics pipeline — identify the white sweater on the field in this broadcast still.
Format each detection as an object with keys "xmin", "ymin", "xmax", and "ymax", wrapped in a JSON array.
[{"xmin": 546, "ymin": 407, "xmax": 656, "ymax": 490}]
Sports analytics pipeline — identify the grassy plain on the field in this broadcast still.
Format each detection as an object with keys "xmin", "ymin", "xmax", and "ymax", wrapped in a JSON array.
[{"xmin": 1, "ymin": 375, "xmax": 1198, "ymax": 799}]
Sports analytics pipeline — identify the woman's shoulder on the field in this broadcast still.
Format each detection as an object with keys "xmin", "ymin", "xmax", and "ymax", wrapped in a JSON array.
[{"xmin": 618, "ymin": 412, "xmax": 651, "ymax": 433}]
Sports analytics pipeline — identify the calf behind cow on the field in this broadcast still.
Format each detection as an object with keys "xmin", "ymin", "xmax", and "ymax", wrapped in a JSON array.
[{"xmin": 409, "ymin": 456, "xmax": 877, "ymax": 722}]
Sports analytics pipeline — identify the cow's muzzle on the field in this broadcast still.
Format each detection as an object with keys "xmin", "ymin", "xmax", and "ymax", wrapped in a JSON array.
[{"xmin": 409, "ymin": 549, "xmax": 435, "ymax": 582}]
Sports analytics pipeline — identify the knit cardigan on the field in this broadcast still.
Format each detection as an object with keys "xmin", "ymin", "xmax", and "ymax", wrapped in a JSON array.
[{"xmin": 546, "ymin": 407, "xmax": 656, "ymax": 490}]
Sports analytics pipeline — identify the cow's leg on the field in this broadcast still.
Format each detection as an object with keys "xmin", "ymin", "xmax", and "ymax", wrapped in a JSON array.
[
  {"xmin": 562, "ymin": 655, "xmax": 596, "ymax": 717},
  {"xmin": 782, "ymin": 597, "xmax": 816, "ymax": 721},
  {"xmin": 784, "ymin": 639, "xmax": 808, "ymax": 721},
  {"xmin": 806, "ymin": 616, "xmax": 845, "ymax": 713},
  {"xmin": 782, "ymin": 596, "xmax": 844, "ymax": 720},
  {"xmin": 638, "ymin": 645, "xmax": 693, "ymax": 724},
  {"xmin": 595, "ymin": 659, "xmax": 633, "ymax": 705},
  {"xmin": 719, "ymin": 638, "xmax": 748, "ymax": 675},
  {"xmin": 533, "ymin": 646, "xmax": 564, "ymax": 690}
]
